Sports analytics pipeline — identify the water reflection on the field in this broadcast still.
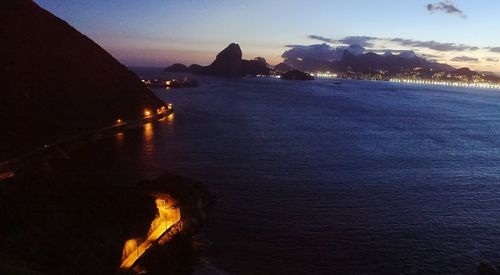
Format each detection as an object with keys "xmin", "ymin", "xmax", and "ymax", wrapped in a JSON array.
[
  {"xmin": 144, "ymin": 122, "xmax": 154, "ymax": 144},
  {"xmin": 167, "ymin": 114, "xmax": 175, "ymax": 125},
  {"xmin": 158, "ymin": 114, "xmax": 175, "ymax": 127},
  {"xmin": 115, "ymin": 132, "xmax": 124, "ymax": 149}
]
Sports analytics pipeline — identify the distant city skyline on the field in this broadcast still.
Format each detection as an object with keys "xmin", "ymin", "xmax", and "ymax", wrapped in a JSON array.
[{"xmin": 34, "ymin": 0, "xmax": 500, "ymax": 73}]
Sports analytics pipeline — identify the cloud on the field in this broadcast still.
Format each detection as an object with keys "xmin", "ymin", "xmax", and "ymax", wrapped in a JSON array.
[
  {"xmin": 486, "ymin": 57, "xmax": 499, "ymax": 62},
  {"xmin": 391, "ymin": 38, "xmax": 478, "ymax": 52},
  {"xmin": 337, "ymin": 36, "xmax": 375, "ymax": 47},
  {"xmin": 308, "ymin": 35, "xmax": 479, "ymax": 52},
  {"xmin": 420, "ymin": 53, "xmax": 443, "ymax": 59},
  {"xmin": 285, "ymin": 44, "xmax": 311, "ymax": 48},
  {"xmin": 346, "ymin": 44, "xmax": 366, "ymax": 56},
  {"xmin": 281, "ymin": 43, "xmax": 346, "ymax": 61},
  {"xmin": 451, "ymin": 56, "xmax": 479, "ymax": 62},
  {"xmin": 427, "ymin": 1, "xmax": 466, "ymax": 18},
  {"xmin": 308, "ymin": 35, "xmax": 375, "ymax": 47},
  {"xmin": 371, "ymin": 49, "xmax": 416, "ymax": 54},
  {"xmin": 307, "ymin": 35, "xmax": 335, "ymax": 44},
  {"xmin": 490, "ymin": 47, "xmax": 500, "ymax": 53}
]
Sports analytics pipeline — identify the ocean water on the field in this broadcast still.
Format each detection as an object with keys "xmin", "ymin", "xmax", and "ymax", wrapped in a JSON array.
[{"xmin": 95, "ymin": 71, "xmax": 500, "ymax": 274}]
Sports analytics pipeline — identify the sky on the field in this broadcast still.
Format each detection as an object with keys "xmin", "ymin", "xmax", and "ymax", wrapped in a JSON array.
[{"xmin": 34, "ymin": 0, "xmax": 500, "ymax": 73}]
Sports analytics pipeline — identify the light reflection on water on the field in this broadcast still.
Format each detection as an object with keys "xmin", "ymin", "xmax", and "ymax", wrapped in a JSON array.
[
  {"xmin": 115, "ymin": 132, "xmax": 124, "ymax": 148},
  {"xmin": 166, "ymin": 113, "xmax": 175, "ymax": 124},
  {"xmin": 144, "ymin": 122, "xmax": 154, "ymax": 145}
]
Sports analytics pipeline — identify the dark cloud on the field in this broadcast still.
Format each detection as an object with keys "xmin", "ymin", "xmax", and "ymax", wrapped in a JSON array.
[
  {"xmin": 281, "ymin": 43, "xmax": 346, "ymax": 61},
  {"xmin": 307, "ymin": 35, "xmax": 335, "ymax": 44},
  {"xmin": 371, "ymin": 49, "xmax": 412, "ymax": 54},
  {"xmin": 346, "ymin": 44, "xmax": 366, "ymax": 56},
  {"xmin": 486, "ymin": 57, "xmax": 499, "ymax": 62},
  {"xmin": 420, "ymin": 53, "xmax": 442, "ymax": 59},
  {"xmin": 391, "ymin": 38, "xmax": 478, "ymax": 52},
  {"xmin": 451, "ymin": 56, "xmax": 479, "ymax": 62},
  {"xmin": 338, "ymin": 36, "xmax": 375, "ymax": 48},
  {"xmin": 427, "ymin": 1, "xmax": 466, "ymax": 18},
  {"xmin": 308, "ymin": 35, "xmax": 375, "ymax": 47},
  {"xmin": 307, "ymin": 35, "xmax": 479, "ymax": 52},
  {"xmin": 490, "ymin": 47, "xmax": 500, "ymax": 53},
  {"xmin": 285, "ymin": 44, "xmax": 311, "ymax": 48}
]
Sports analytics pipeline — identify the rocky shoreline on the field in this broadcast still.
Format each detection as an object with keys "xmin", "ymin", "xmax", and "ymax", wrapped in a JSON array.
[{"xmin": 0, "ymin": 155, "xmax": 215, "ymax": 274}]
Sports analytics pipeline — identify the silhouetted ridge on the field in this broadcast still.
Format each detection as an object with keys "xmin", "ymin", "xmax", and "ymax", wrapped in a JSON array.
[
  {"xmin": 164, "ymin": 63, "xmax": 189, "ymax": 72},
  {"xmin": 274, "ymin": 63, "xmax": 293, "ymax": 73},
  {"xmin": 0, "ymin": 0, "xmax": 163, "ymax": 159},
  {"xmin": 206, "ymin": 43, "xmax": 244, "ymax": 75},
  {"xmin": 282, "ymin": 46, "xmax": 456, "ymax": 74},
  {"xmin": 331, "ymin": 50, "xmax": 455, "ymax": 74},
  {"xmin": 164, "ymin": 43, "xmax": 271, "ymax": 76}
]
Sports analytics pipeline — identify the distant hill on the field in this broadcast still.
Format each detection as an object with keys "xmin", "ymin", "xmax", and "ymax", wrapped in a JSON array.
[
  {"xmin": 283, "ymin": 48, "xmax": 455, "ymax": 74},
  {"xmin": 274, "ymin": 63, "xmax": 293, "ymax": 73},
  {"xmin": 164, "ymin": 43, "xmax": 271, "ymax": 76},
  {"xmin": 333, "ymin": 50, "xmax": 455, "ymax": 74},
  {"xmin": 282, "ymin": 57, "xmax": 332, "ymax": 73},
  {"xmin": 0, "ymin": 0, "xmax": 164, "ymax": 159},
  {"xmin": 164, "ymin": 63, "xmax": 189, "ymax": 73}
]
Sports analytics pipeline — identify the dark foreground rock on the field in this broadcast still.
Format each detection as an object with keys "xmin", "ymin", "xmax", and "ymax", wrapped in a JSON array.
[
  {"xmin": 0, "ymin": 158, "xmax": 215, "ymax": 274},
  {"xmin": 479, "ymin": 262, "xmax": 500, "ymax": 275},
  {"xmin": 0, "ymin": 0, "xmax": 164, "ymax": 160},
  {"xmin": 281, "ymin": 70, "xmax": 314, "ymax": 81}
]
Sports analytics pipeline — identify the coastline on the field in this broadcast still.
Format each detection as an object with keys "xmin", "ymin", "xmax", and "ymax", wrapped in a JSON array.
[{"xmin": 0, "ymin": 105, "xmax": 173, "ymax": 182}]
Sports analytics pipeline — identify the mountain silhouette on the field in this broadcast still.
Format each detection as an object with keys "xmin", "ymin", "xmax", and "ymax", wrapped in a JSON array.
[
  {"xmin": 0, "ymin": 0, "xmax": 164, "ymax": 159},
  {"xmin": 164, "ymin": 43, "xmax": 271, "ymax": 76}
]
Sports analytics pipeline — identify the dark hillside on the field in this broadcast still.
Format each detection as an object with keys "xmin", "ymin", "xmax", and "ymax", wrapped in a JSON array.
[{"xmin": 0, "ymin": 0, "xmax": 163, "ymax": 159}]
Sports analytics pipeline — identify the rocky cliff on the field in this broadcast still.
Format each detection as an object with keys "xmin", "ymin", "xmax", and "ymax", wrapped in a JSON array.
[
  {"xmin": 164, "ymin": 43, "xmax": 271, "ymax": 76},
  {"xmin": 0, "ymin": 0, "xmax": 164, "ymax": 160}
]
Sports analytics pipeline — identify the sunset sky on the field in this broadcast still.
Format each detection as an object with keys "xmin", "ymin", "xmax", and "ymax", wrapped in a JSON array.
[{"xmin": 34, "ymin": 0, "xmax": 500, "ymax": 73}]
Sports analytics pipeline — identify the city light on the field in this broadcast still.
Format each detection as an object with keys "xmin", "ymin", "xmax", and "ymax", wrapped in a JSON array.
[
  {"xmin": 311, "ymin": 72, "xmax": 338, "ymax": 78},
  {"xmin": 389, "ymin": 79, "xmax": 500, "ymax": 90},
  {"xmin": 144, "ymin": 109, "xmax": 151, "ymax": 117}
]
